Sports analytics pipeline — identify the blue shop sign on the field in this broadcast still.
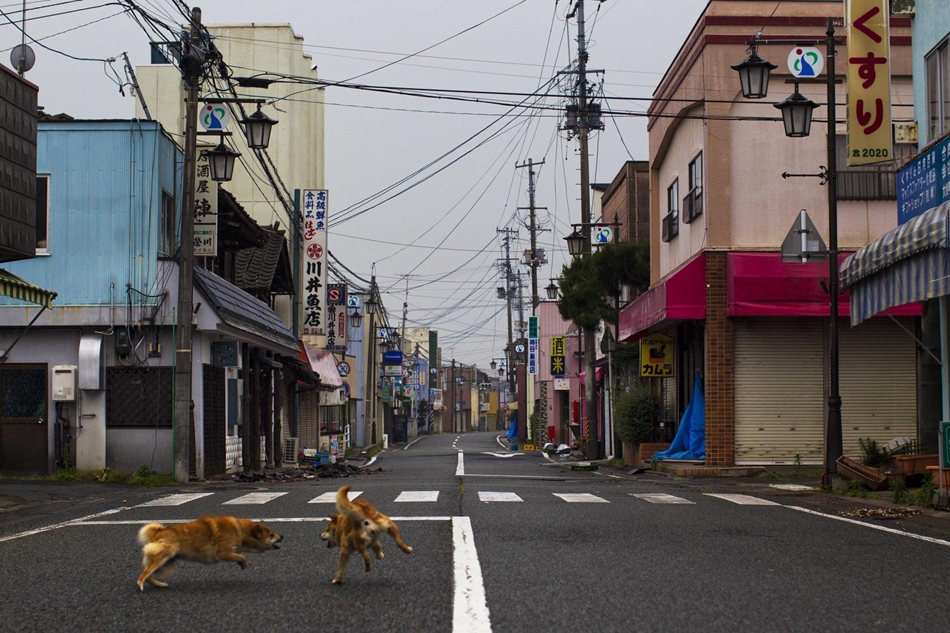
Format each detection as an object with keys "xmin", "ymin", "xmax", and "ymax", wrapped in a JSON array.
[
  {"xmin": 897, "ymin": 135, "xmax": 950, "ymax": 225},
  {"xmin": 383, "ymin": 350, "xmax": 403, "ymax": 365}
]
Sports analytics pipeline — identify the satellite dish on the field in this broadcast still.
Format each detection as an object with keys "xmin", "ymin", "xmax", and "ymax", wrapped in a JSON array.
[{"xmin": 10, "ymin": 44, "xmax": 35, "ymax": 74}]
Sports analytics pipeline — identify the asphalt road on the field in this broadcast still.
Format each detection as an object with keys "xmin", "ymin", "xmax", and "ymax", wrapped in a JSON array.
[{"xmin": 1, "ymin": 431, "xmax": 949, "ymax": 632}]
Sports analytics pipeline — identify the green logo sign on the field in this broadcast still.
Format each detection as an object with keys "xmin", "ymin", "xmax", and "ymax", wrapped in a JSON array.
[{"xmin": 528, "ymin": 316, "xmax": 538, "ymax": 339}]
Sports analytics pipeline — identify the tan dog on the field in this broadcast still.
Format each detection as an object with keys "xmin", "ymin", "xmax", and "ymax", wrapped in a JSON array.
[
  {"xmin": 319, "ymin": 485, "xmax": 412, "ymax": 584},
  {"xmin": 136, "ymin": 515, "xmax": 283, "ymax": 591}
]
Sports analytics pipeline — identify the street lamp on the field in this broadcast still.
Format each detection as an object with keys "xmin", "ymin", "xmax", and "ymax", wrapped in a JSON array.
[
  {"xmin": 545, "ymin": 280, "xmax": 559, "ymax": 300},
  {"xmin": 490, "ymin": 360, "xmax": 497, "ymax": 370},
  {"xmin": 348, "ymin": 308, "xmax": 363, "ymax": 329},
  {"xmin": 734, "ymin": 19, "xmax": 842, "ymax": 483},
  {"xmin": 364, "ymin": 294, "xmax": 377, "ymax": 316},
  {"xmin": 564, "ymin": 227, "xmax": 586, "ymax": 257},
  {"xmin": 774, "ymin": 88, "xmax": 819, "ymax": 138},
  {"xmin": 731, "ymin": 47, "xmax": 777, "ymax": 99},
  {"xmin": 203, "ymin": 141, "xmax": 241, "ymax": 182},
  {"xmin": 240, "ymin": 104, "xmax": 277, "ymax": 150}
]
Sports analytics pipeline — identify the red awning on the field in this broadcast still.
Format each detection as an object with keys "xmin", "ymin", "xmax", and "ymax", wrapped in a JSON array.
[
  {"xmin": 727, "ymin": 252, "xmax": 920, "ymax": 318},
  {"xmin": 299, "ymin": 341, "xmax": 344, "ymax": 388},
  {"xmin": 618, "ymin": 254, "xmax": 706, "ymax": 342}
]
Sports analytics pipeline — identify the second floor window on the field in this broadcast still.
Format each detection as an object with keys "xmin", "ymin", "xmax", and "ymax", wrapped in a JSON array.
[
  {"xmin": 36, "ymin": 175, "xmax": 49, "ymax": 253},
  {"xmin": 684, "ymin": 152, "xmax": 703, "ymax": 224},
  {"xmin": 159, "ymin": 191, "xmax": 176, "ymax": 258},
  {"xmin": 926, "ymin": 37, "xmax": 950, "ymax": 142},
  {"xmin": 662, "ymin": 179, "xmax": 679, "ymax": 242}
]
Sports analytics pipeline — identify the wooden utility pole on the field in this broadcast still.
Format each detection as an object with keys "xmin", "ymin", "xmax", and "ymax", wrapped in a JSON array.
[{"xmin": 173, "ymin": 7, "xmax": 204, "ymax": 483}]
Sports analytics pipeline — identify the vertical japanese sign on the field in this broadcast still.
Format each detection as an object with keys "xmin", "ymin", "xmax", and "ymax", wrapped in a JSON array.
[
  {"xmin": 302, "ymin": 189, "xmax": 328, "ymax": 336},
  {"xmin": 194, "ymin": 146, "xmax": 218, "ymax": 256},
  {"xmin": 528, "ymin": 315, "xmax": 539, "ymax": 375},
  {"xmin": 550, "ymin": 336, "xmax": 566, "ymax": 376},
  {"xmin": 325, "ymin": 283, "xmax": 347, "ymax": 351},
  {"xmin": 846, "ymin": 0, "xmax": 892, "ymax": 165}
]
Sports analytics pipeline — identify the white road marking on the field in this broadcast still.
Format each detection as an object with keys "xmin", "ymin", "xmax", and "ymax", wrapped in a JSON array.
[
  {"xmin": 787, "ymin": 506, "xmax": 950, "ymax": 547},
  {"xmin": 223, "ymin": 492, "xmax": 289, "ymax": 505},
  {"xmin": 138, "ymin": 493, "xmax": 214, "ymax": 507},
  {"xmin": 705, "ymin": 493, "xmax": 780, "ymax": 506},
  {"xmin": 404, "ymin": 437, "xmax": 425, "ymax": 450},
  {"xmin": 308, "ymin": 490, "xmax": 363, "ymax": 504},
  {"xmin": 452, "ymin": 516, "xmax": 492, "ymax": 633},
  {"xmin": 395, "ymin": 491, "xmax": 440, "ymax": 502},
  {"xmin": 770, "ymin": 484, "xmax": 818, "ymax": 491},
  {"xmin": 456, "ymin": 451, "xmax": 465, "ymax": 476},
  {"xmin": 481, "ymin": 452, "xmax": 523, "ymax": 458},
  {"xmin": 554, "ymin": 493, "xmax": 608, "ymax": 503},
  {"xmin": 633, "ymin": 493, "xmax": 695, "ymax": 504},
  {"xmin": 477, "ymin": 492, "xmax": 522, "ymax": 503},
  {"xmin": 71, "ymin": 516, "xmax": 452, "ymax": 525},
  {"xmin": 0, "ymin": 507, "xmax": 132, "ymax": 543}
]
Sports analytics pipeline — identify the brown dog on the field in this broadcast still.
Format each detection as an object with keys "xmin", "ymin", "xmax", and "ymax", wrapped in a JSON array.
[
  {"xmin": 319, "ymin": 485, "xmax": 412, "ymax": 584},
  {"xmin": 136, "ymin": 515, "xmax": 283, "ymax": 591}
]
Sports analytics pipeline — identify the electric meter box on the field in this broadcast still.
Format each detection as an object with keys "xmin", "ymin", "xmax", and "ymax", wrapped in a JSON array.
[{"xmin": 52, "ymin": 365, "xmax": 78, "ymax": 402}]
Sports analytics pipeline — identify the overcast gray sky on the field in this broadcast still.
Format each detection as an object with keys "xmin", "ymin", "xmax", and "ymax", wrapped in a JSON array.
[{"xmin": 1, "ymin": 0, "xmax": 710, "ymax": 368}]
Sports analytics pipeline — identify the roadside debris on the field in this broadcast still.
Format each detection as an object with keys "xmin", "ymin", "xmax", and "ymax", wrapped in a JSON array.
[
  {"xmin": 213, "ymin": 463, "xmax": 378, "ymax": 483},
  {"xmin": 839, "ymin": 507, "xmax": 921, "ymax": 520}
]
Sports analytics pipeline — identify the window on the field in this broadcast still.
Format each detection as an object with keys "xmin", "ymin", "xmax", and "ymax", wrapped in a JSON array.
[
  {"xmin": 106, "ymin": 367, "xmax": 173, "ymax": 428},
  {"xmin": 684, "ymin": 152, "xmax": 703, "ymax": 223},
  {"xmin": 159, "ymin": 191, "xmax": 176, "ymax": 257},
  {"xmin": 35, "ymin": 175, "xmax": 49, "ymax": 253},
  {"xmin": 662, "ymin": 179, "xmax": 679, "ymax": 242},
  {"xmin": 835, "ymin": 135, "xmax": 916, "ymax": 200},
  {"xmin": 926, "ymin": 38, "xmax": 950, "ymax": 141}
]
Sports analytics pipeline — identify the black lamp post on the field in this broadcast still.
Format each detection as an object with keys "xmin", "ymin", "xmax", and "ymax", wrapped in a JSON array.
[
  {"xmin": 734, "ymin": 20, "xmax": 842, "ymax": 483},
  {"xmin": 545, "ymin": 280, "xmax": 559, "ymax": 300},
  {"xmin": 349, "ymin": 308, "xmax": 363, "ymax": 329},
  {"xmin": 564, "ymin": 228, "xmax": 586, "ymax": 257},
  {"xmin": 490, "ymin": 360, "xmax": 497, "ymax": 370}
]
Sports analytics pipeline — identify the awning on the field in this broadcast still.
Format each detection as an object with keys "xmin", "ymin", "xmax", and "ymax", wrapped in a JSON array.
[
  {"xmin": 728, "ymin": 252, "xmax": 850, "ymax": 317},
  {"xmin": 840, "ymin": 201, "xmax": 950, "ymax": 325},
  {"xmin": 618, "ymin": 254, "xmax": 705, "ymax": 342},
  {"xmin": 193, "ymin": 266, "xmax": 297, "ymax": 355},
  {"xmin": 0, "ymin": 269, "xmax": 57, "ymax": 308},
  {"xmin": 299, "ymin": 341, "xmax": 344, "ymax": 389}
]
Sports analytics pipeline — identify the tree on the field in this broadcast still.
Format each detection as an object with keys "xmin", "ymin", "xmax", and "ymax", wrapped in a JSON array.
[{"xmin": 557, "ymin": 240, "xmax": 650, "ymax": 330}]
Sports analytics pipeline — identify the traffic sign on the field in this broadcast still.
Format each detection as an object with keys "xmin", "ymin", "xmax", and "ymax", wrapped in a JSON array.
[{"xmin": 337, "ymin": 361, "xmax": 350, "ymax": 377}]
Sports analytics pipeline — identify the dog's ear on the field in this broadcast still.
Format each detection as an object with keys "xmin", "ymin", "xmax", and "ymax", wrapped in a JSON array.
[{"xmin": 252, "ymin": 525, "xmax": 264, "ymax": 538}]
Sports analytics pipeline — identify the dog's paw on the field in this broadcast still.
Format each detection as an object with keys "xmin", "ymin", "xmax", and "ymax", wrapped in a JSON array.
[
  {"xmin": 332, "ymin": 578, "xmax": 343, "ymax": 585},
  {"xmin": 376, "ymin": 551, "xmax": 385, "ymax": 560},
  {"xmin": 238, "ymin": 560, "xmax": 248, "ymax": 569},
  {"xmin": 137, "ymin": 581, "xmax": 145, "ymax": 592}
]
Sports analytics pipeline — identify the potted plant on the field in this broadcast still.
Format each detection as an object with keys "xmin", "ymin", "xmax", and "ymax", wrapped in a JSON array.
[{"xmin": 614, "ymin": 381, "xmax": 661, "ymax": 467}]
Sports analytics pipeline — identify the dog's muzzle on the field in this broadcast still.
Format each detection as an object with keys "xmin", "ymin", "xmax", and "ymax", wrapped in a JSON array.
[{"xmin": 272, "ymin": 534, "xmax": 284, "ymax": 549}]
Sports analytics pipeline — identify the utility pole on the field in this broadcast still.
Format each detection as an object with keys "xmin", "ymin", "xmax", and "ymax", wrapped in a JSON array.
[
  {"xmin": 451, "ymin": 359, "xmax": 457, "ymax": 433},
  {"xmin": 173, "ymin": 7, "xmax": 204, "ymax": 483},
  {"xmin": 365, "ymin": 275, "xmax": 377, "ymax": 446},
  {"xmin": 516, "ymin": 158, "xmax": 545, "ymax": 313},
  {"xmin": 497, "ymin": 228, "xmax": 516, "ymax": 392},
  {"xmin": 572, "ymin": 0, "xmax": 601, "ymax": 460},
  {"xmin": 400, "ymin": 275, "xmax": 411, "ymax": 356}
]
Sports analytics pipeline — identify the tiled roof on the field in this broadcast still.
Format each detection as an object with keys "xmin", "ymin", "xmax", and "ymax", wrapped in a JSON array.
[
  {"xmin": 193, "ymin": 266, "xmax": 296, "ymax": 352},
  {"xmin": 234, "ymin": 228, "xmax": 293, "ymax": 295}
]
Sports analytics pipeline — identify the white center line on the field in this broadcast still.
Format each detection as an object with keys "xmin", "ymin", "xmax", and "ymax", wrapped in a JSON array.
[
  {"xmin": 453, "ymin": 515, "xmax": 492, "ymax": 633},
  {"xmin": 456, "ymin": 451, "xmax": 465, "ymax": 476},
  {"xmin": 0, "ymin": 506, "xmax": 132, "ymax": 543}
]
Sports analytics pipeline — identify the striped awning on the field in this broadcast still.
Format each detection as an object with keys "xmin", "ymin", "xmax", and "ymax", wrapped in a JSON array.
[
  {"xmin": 0, "ymin": 269, "xmax": 56, "ymax": 308},
  {"xmin": 840, "ymin": 201, "xmax": 950, "ymax": 325}
]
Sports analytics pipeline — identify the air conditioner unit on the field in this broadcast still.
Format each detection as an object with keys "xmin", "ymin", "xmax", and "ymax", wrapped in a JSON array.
[{"xmin": 283, "ymin": 437, "xmax": 299, "ymax": 464}]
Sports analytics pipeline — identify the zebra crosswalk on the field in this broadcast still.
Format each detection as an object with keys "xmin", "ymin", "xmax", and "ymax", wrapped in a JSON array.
[{"xmin": 135, "ymin": 490, "xmax": 784, "ymax": 508}]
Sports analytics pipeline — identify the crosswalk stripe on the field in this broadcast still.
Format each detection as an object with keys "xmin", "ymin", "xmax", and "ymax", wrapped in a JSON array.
[
  {"xmin": 633, "ymin": 493, "xmax": 694, "ymax": 505},
  {"xmin": 138, "ymin": 493, "xmax": 213, "ymax": 507},
  {"xmin": 395, "ymin": 491, "xmax": 439, "ymax": 502},
  {"xmin": 704, "ymin": 493, "xmax": 779, "ymax": 506},
  {"xmin": 307, "ymin": 490, "xmax": 362, "ymax": 504},
  {"xmin": 553, "ymin": 493, "xmax": 608, "ymax": 503},
  {"xmin": 478, "ymin": 492, "xmax": 522, "ymax": 503},
  {"xmin": 222, "ymin": 492, "xmax": 288, "ymax": 505}
]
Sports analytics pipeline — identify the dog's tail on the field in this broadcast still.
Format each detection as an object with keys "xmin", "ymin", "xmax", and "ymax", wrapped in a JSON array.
[
  {"xmin": 335, "ymin": 485, "xmax": 365, "ymax": 524},
  {"xmin": 137, "ymin": 523, "xmax": 165, "ymax": 545}
]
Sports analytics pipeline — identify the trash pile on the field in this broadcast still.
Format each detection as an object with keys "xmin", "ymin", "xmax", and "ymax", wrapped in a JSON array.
[
  {"xmin": 214, "ymin": 462, "xmax": 379, "ymax": 483},
  {"xmin": 839, "ymin": 507, "xmax": 921, "ymax": 520}
]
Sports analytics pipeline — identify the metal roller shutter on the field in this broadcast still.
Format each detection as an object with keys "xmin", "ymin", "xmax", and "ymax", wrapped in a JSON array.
[
  {"xmin": 840, "ymin": 317, "xmax": 917, "ymax": 457},
  {"xmin": 735, "ymin": 318, "xmax": 824, "ymax": 465}
]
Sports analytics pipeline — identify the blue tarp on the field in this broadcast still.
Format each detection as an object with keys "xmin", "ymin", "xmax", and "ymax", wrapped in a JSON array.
[
  {"xmin": 507, "ymin": 414, "xmax": 519, "ymax": 441},
  {"xmin": 654, "ymin": 373, "xmax": 705, "ymax": 461}
]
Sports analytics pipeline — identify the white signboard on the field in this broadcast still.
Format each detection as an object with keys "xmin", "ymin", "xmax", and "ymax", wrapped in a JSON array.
[
  {"xmin": 528, "ymin": 337, "xmax": 538, "ymax": 375},
  {"xmin": 302, "ymin": 189, "xmax": 328, "ymax": 335},
  {"xmin": 787, "ymin": 46, "xmax": 824, "ymax": 78},
  {"xmin": 194, "ymin": 147, "xmax": 217, "ymax": 256},
  {"xmin": 554, "ymin": 378, "xmax": 570, "ymax": 391}
]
